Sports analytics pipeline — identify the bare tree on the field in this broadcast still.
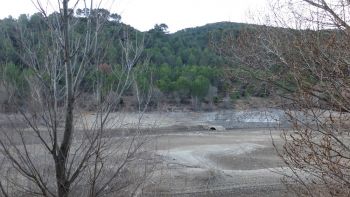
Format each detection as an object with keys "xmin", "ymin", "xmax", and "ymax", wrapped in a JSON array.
[
  {"xmin": 215, "ymin": 0, "xmax": 350, "ymax": 196},
  {"xmin": 0, "ymin": 1, "xmax": 154, "ymax": 197}
]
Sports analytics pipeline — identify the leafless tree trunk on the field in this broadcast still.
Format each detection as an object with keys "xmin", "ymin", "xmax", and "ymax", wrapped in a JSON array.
[
  {"xmin": 0, "ymin": 1, "xmax": 154, "ymax": 197},
  {"xmin": 215, "ymin": 0, "xmax": 350, "ymax": 196}
]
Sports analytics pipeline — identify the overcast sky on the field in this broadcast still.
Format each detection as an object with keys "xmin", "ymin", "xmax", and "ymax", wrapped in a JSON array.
[{"xmin": 0, "ymin": 0, "xmax": 268, "ymax": 32}]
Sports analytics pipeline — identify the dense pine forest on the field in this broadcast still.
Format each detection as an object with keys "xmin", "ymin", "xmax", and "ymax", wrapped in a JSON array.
[{"xmin": 0, "ymin": 9, "xmax": 269, "ymax": 111}]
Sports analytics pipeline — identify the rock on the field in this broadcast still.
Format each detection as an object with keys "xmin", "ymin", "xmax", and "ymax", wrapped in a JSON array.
[{"xmin": 204, "ymin": 125, "xmax": 226, "ymax": 131}]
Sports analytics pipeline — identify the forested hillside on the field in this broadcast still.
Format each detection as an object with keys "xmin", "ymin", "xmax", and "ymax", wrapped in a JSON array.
[{"xmin": 0, "ymin": 10, "xmax": 268, "ymax": 111}]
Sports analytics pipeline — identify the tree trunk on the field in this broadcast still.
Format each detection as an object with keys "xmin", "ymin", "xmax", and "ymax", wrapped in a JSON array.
[{"xmin": 56, "ymin": 1, "xmax": 74, "ymax": 196}]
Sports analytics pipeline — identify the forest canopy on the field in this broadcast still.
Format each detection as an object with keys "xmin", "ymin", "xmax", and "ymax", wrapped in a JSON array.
[{"xmin": 0, "ymin": 11, "xmax": 264, "ymax": 111}]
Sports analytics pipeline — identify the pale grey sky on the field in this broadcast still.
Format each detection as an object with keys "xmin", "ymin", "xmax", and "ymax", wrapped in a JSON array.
[{"xmin": 0, "ymin": 0, "xmax": 268, "ymax": 32}]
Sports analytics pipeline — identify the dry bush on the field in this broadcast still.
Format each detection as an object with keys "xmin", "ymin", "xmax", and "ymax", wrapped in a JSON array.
[
  {"xmin": 215, "ymin": 0, "xmax": 350, "ymax": 196},
  {"xmin": 0, "ymin": 1, "xmax": 156, "ymax": 197}
]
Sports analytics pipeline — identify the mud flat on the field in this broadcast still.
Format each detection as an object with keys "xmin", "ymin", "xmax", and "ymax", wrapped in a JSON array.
[
  {"xmin": 0, "ymin": 109, "xmax": 293, "ymax": 196},
  {"xmin": 76, "ymin": 109, "xmax": 293, "ymax": 196},
  {"xmin": 141, "ymin": 128, "xmax": 292, "ymax": 197}
]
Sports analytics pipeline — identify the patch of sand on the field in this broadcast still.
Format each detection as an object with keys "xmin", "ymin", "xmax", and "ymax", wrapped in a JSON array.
[{"xmin": 158, "ymin": 143, "xmax": 265, "ymax": 170}]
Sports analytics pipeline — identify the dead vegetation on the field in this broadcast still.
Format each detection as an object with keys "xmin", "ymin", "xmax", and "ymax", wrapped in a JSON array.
[
  {"xmin": 0, "ymin": 1, "xmax": 156, "ymax": 196},
  {"xmin": 216, "ymin": 0, "xmax": 350, "ymax": 196}
]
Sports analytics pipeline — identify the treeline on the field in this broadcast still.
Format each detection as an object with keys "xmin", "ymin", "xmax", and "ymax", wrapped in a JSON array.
[{"xmin": 0, "ymin": 10, "xmax": 268, "ymax": 111}]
